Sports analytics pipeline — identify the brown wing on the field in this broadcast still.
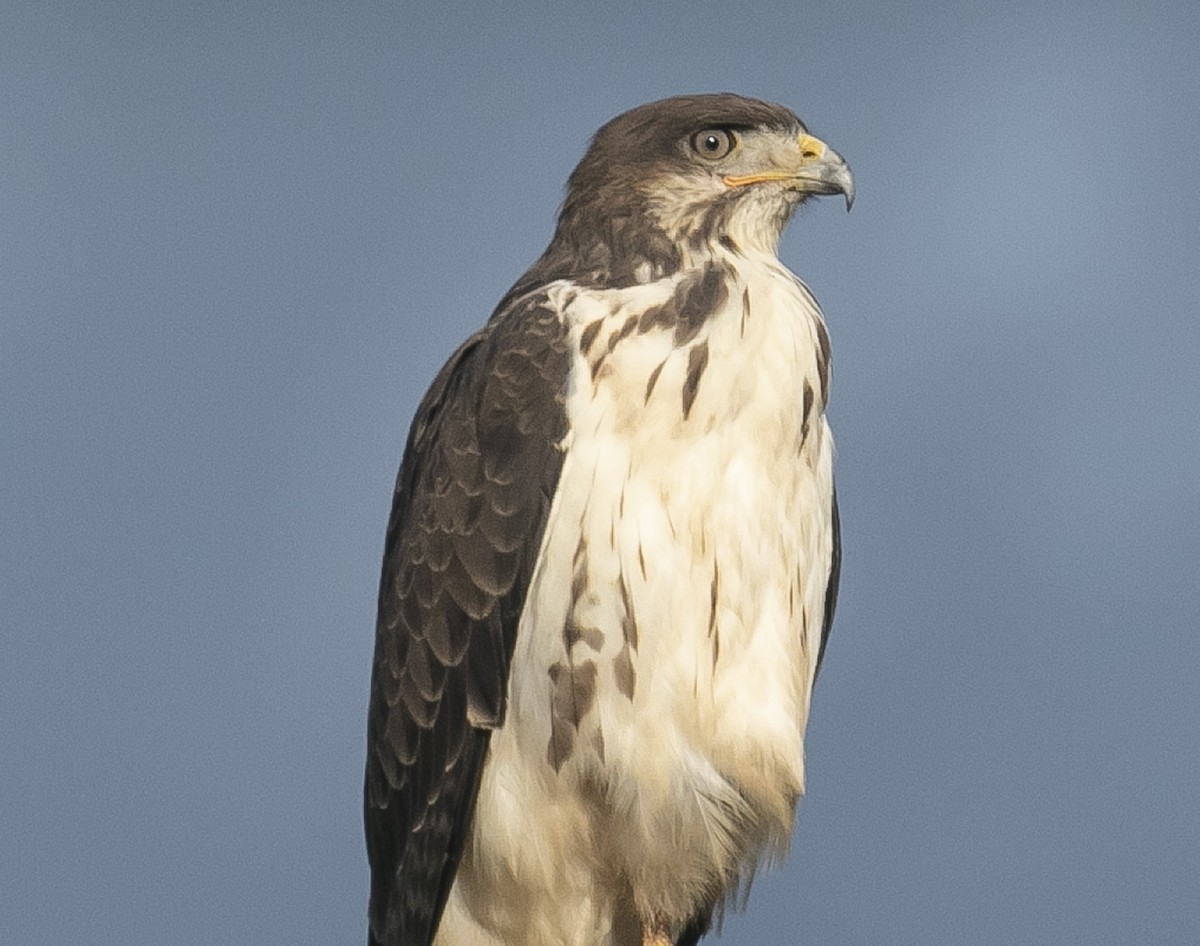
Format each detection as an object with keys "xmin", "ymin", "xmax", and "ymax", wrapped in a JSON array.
[
  {"xmin": 364, "ymin": 294, "xmax": 570, "ymax": 946},
  {"xmin": 815, "ymin": 486, "xmax": 841, "ymax": 679}
]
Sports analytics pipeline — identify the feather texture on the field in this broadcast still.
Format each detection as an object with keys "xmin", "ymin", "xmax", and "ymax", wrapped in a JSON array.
[{"xmin": 366, "ymin": 93, "xmax": 849, "ymax": 946}]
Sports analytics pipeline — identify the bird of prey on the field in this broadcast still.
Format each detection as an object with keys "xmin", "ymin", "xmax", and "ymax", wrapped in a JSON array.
[{"xmin": 365, "ymin": 93, "xmax": 852, "ymax": 946}]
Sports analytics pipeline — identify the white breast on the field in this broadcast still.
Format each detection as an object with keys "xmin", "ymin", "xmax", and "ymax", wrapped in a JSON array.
[{"xmin": 437, "ymin": 253, "xmax": 837, "ymax": 946}]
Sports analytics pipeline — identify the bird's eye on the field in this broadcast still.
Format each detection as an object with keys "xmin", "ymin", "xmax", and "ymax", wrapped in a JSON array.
[{"xmin": 690, "ymin": 129, "xmax": 735, "ymax": 160}]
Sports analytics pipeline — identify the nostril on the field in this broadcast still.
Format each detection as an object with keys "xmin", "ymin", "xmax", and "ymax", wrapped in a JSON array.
[{"xmin": 797, "ymin": 134, "xmax": 825, "ymax": 161}]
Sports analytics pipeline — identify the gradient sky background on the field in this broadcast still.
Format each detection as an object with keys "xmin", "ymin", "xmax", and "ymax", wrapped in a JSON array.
[{"xmin": 4, "ymin": 2, "xmax": 1199, "ymax": 944}]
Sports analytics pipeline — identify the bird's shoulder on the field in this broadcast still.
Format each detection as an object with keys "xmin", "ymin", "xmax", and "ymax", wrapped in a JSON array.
[{"xmin": 375, "ymin": 282, "xmax": 574, "ymax": 727}]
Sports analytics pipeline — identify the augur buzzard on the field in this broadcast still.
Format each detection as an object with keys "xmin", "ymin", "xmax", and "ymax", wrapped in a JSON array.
[{"xmin": 366, "ymin": 93, "xmax": 853, "ymax": 946}]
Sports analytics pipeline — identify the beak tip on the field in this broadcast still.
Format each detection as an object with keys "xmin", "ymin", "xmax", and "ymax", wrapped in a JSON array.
[{"xmin": 827, "ymin": 151, "xmax": 854, "ymax": 213}]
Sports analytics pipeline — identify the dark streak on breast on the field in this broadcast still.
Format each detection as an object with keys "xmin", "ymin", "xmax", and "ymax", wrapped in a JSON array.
[
  {"xmin": 644, "ymin": 360, "xmax": 666, "ymax": 403},
  {"xmin": 708, "ymin": 560, "xmax": 720, "ymax": 638},
  {"xmin": 547, "ymin": 659, "xmax": 597, "ymax": 772},
  {"xmin": 570, "ymin": 538, "xmax": 588, "ymax": 600},
  {"xmin": 618, "ymin": 571, "xmax": 639, "ymax": 650},
  {"xmin": 709, "ymin": 559, "xmax": 721, "ymax": 668},
  {"xmin": 613, "ymin": 645, "xmax": 636, "ymax": 700},
  {"xmin": 801, "ymin": 379, "xmax": 815, "ymax": 445},
  {"xmin": 608, "ymin": 313, "xmax": 640, "ymax": 352},
  {"xmin": 682, "ymin": 341, "xmax": 709, "ymax": 420},
  {"xmin": 580, "ymin": 318, "xmax": 604, "ymax": 355},
  {"xmin": 636, "ymin": 262, "xmax": 729, "ymax": 346},
  {"xmin": 564, "ymin": 615, "xmax": 604, "ymax": 652},
  {"xmin": 815, "ymin": 320, "xmax": 831, "ymax": 406},
  {"xmin": 614, "ymin": 570, "xmax": 640, "ymax": 701},
  {"xmin": 563, "ymin": 536, "xmax": 605, "ymax": 653},
  {"xmin": 673, "ymin": 263, "xmax": 728, "ymax": 346}
]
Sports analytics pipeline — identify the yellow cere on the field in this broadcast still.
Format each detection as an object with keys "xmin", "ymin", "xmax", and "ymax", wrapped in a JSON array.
[{"xmin": 797, "ymin": 134, "xmax": 827, "ymax": 161}]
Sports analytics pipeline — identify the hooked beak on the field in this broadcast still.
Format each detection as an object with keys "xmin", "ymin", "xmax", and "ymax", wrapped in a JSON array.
[{"xmin": 724, "ymin": 132, "xmax": 855, "ymax": 211}]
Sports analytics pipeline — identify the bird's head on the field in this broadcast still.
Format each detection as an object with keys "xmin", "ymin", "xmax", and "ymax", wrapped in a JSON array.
[{"xmin": 550, "ymin": 93, "xmax": 853, "ymax": 285}]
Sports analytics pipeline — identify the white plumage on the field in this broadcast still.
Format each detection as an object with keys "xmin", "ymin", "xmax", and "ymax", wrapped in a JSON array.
[{"xmin": 436, "ymin": 245, "xmax": 836, "ymax": 946}]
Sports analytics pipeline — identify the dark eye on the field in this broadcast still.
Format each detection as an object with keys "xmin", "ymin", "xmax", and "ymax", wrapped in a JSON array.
[{"xmin": 690, "ymin": 128, "xmax": 735, "ymax": 160}]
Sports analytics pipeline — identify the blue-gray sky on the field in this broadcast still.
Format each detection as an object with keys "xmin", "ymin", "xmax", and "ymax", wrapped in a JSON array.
[{"xmin": 4, "ymin": 2, "xmax": 1198, "ymax": 943}]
